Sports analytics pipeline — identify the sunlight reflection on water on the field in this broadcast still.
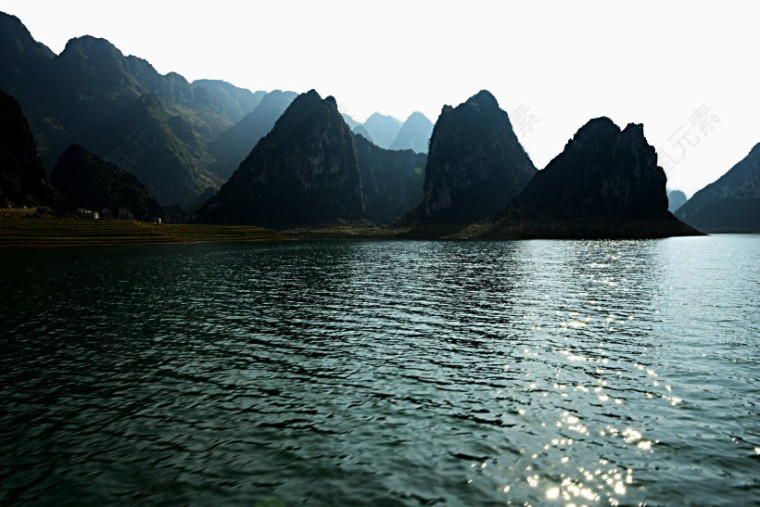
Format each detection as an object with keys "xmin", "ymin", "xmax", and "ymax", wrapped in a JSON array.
[{"xmin": 1, "ymin": 236, "xmax": 759, "ymax": 504}]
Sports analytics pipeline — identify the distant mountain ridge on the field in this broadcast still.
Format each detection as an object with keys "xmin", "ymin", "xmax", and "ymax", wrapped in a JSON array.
[
  {"xmin": 667, "ymin": 189, "xmax": 687, "ymax": 213},
  {"xmin": 209, "ymin": 90, "xmax": 298, "ymax": 178},
  {"xmin": 197, "ymin": 90, "xmax": 427, "ymax": 227},
  {"xmin": 362, "ymin": 113, "xmax": 403, "ymax": 149},
  {"xmin": 676, "ymin": 144, "xmax": 760, "ymax": 232},
  {"xmin": 391, "ymin": 112, "xmax": 434, "ymax": 153}
]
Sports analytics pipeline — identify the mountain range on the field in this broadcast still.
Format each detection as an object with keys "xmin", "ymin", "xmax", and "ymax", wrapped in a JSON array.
[
  {"xmin": 197, "ymin": 90, "xmax": 426, "ymax": 227},
  {"xmin": 343, "ymin": 111, "xmax": 433, "ymax": 154},
  {"xmin": 1, "ymin": 10, "xmax": 754, "ymax": 236},
  {"xmin": 0, "ymin": 12, "xmax": 284, "ymax": 209}
]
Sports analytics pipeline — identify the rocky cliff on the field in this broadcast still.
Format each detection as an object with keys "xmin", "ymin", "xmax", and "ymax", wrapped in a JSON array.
[
  {"xmin": 197, "ymin": 90, "xmax": 364, "ymax": 227},
  {"xmin": 0, "ymin": 91, "xmax": 64, "ymax": 210},
  {"xmin": 209, "ymin": 90, "xmax": 297, "ymax": 178},
  {"xmin": 354, "ymin": 134, "xmax": 426, "ymax": 224},
  {"xmin": 405, "ymin": 90, "xmax": 536, "ymax": 232},
  {"xmin": 486, "ymin": 117, "xmax": 701, "ymax": 238}
]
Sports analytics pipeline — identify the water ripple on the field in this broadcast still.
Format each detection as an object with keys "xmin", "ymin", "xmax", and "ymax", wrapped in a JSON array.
[{"xmin": 1, "ymin": 236, "xmax": 759, "ymax": 505}]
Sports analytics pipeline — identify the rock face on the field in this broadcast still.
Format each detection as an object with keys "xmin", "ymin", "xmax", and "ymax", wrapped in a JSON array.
[
  {"xmin": 0, "ymin": 12, "xmax": 284, "ymax": 208},
  {"xmin": 363, "ymin": 112, "xmax": 403, "ymax": 149},
  {"xmin": 667, "ymin": 189, "xmax": 687, "ymax": 213},
  {"xmin": 51, "ymin": 145, "xmax": 164, "ymax": 220},
  {"xmin": 0, "ymin": 91, "xmax": 64, "ymax": 209},
  {"xmin": 487, "ymin": 117, "xmax": 701, "ymax": 239},
  {"xmin": 406, "ymin": 90, "xmax": 536, "ymax": 229},
  {"xmin": 676, "ymin": 144, "xmax": 760, "ymax": 232},
  {"xmin": 209, "ymin": 90, "xmax": 297, "ymax": 178},
  {"xmin": 354, "ymin": 134, "xmax": 426, "ymax": 224},
  {"xmin": 74, "ymin": 94, "xmax": 221, "ymax": 208},
  {"xmin": 198, "ymin": 90, "xmax": 364, "ymax": 227},
  {"xmin": 391, "ymin": 112, "xmax": 434, "ymax": 154}
]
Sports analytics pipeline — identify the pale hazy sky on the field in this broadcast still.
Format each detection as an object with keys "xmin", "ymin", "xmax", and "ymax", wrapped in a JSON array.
[{"xmin": 2, "ymin": 0, "xmax": 758, "ymax": 195}]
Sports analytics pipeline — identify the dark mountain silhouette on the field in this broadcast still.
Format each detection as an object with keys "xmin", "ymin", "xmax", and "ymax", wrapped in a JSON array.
[
  {"xmin": 404, "ymin": 90, "xmax": 536, "ymax": 232},
  {"xmin": 0, "ymin": 12, "xmax": 55, "ymax": 100},
  {"xmin": 486, "ymin": 118, "xmax": 701, "ymax": 238},
  {"xmin": 354, "ymin": 134, "xmax": 427, "ymax": 224},
  {"xmin": 197, "ymin": 90, "xmax": 364, "ymax": 227},
  {"xmin": 0, "ymin": 11, "xmax": 289, "ymax": 208},
  {"xmin": 51, "ymin": 144, "xmax": 164, "ymax": 220},
  {"xmin": 363, "ymin": 112, "xmax": 403, "ymax": 149},
  {"xmin": 391, "ymin": 112, "xmax": 434, "ymax": 153},
  {"xmin": 209, "ymin": 90, "xmax": 298, "ymax": 178},
  {"xmin": 676, "ymin": 144, "xmax": 760, "ymax": 232},
  {"xmin": 0, "ymin": 91, "xmax": 65, "ymax": 210},
  {"xmin": 74, "ymin": 94, "xmax": 221, "ymax": 208},
  {"xmin": 667, "ymin": 189, "xmax": 687, "ymax": 213}
]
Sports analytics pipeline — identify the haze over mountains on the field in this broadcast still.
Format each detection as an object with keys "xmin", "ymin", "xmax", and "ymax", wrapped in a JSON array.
[
  {"xmin": 198, "ymin": 90, "xmax": 426, "ymax": 227},
  {"xmin": 667, "ymin": 190, "xmax": 687, "ymax": 213},
  {"xmin": 344, "ymin": 111, "xmax": 433, "ymax": 154},
  {"xmin": 1, "ymin": 10, "xmax": 756, "ymax": 236},
  {"xmin": 676, "ymin": 145, "xmax": 760, "ymax": 232}
]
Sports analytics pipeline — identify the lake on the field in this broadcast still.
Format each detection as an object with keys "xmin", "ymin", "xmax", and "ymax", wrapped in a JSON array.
[{"xmin": 1, "ymin": 236, "xmax": 759, "ymax": 505}]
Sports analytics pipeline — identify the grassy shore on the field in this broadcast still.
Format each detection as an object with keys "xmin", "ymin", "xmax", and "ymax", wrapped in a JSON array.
[{"xmin": 0, "ymin": 218, "xmax": 289, "ymax": 247}]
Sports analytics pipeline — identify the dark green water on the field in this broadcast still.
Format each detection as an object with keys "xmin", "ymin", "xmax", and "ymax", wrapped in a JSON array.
[{"xmin": 1, "ymin": 236, "xmax": 759, "ymax": 505}]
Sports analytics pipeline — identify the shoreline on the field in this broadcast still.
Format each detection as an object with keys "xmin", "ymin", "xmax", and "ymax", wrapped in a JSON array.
[
  {"xmin": 0, "ymin": 218, "xmax": 291, "ymax": 248},
  {"xmin": 2, "ymin": 217, "xmax": 754, "ymax": 248}
]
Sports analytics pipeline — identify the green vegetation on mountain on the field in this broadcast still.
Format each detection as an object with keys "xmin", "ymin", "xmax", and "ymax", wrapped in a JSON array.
[
  {"xmin": 74, "ymin": 94, "xmax": 221, "ymax": 208},
  {"xmin": 50, "ymin": 144, "xmax": 164, "ymax": 220},
  {"xmin": 0, "ymin": 12, "xmax": 290, "ymax": 209},
  {"xmin": 209, "ymin": 90, "xmax": 298, "ymax": 178},
  {"xmin": 198, "ymin": 90, "xmax": 364, "ymax": 227},
  {"xmin": 354, "ymin": 134, "xmax": 426, "ymax": 224}
]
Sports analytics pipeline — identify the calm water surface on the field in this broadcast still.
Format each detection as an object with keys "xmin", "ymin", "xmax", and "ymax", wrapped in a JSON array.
[{"xmin": 1, "ymin": 236, "xmax": 759, "ymax": 505}]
